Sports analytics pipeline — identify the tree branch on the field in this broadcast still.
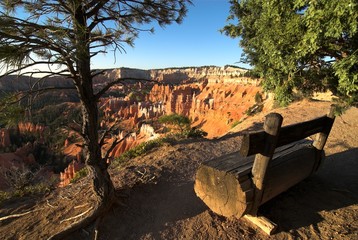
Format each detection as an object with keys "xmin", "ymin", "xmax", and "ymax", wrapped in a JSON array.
[
  {"xmin": 102, "ymin": 131, "xmax": 133, "ymax": 163},
  {"xmin": 99, "ymin": 120, "xmax": 121, "ymax": 148}
]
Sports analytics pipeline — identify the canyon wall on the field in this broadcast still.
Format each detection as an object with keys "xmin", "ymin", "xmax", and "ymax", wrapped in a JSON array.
[
  {"xmin": 98, "ymin": 66, "xmax": 262, "ymax": 138},
  {"xmin": 150, "ymin": 66, "xmax": 254, "ymax": 84},
  {"xmin": 147, "ymin": 82, "xmax": 263, "ymax": 137},
  {"xmin": 101, "ymin": 65, "xmax": 256, "ymax": 85},
  {"xmin": 1, "ymin": 66, "xmax": 262, "ymax": 187},
  {"xmin": 99, "ymin": 66, "xmax": 262, "ymax": 140}
]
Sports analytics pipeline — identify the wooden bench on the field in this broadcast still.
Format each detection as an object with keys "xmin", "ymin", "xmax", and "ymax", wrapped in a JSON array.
[{"xmin": 194, "ymin": 106, "xmax": 335, "ymax": 235}]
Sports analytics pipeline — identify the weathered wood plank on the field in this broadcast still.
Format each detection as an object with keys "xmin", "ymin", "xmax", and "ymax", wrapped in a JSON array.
[
  {"xmin": 250, "ymin": 113, "xmax": 283, "ymax": 215},
  {"xmin": 313, "ymin": 105, "xmax": 335, "ymax": 150},
  {"xmin": 194, "ymin": 166, "xmax": 253, "ymax": 218},
  {"xmin": 204, "ymin": 151, "xmax": 255, "ymax": 171},
  {"xmin": 244, "ymin": 214, "xmax": 277, "ymax": 235},
  {"xmin": 194, "ymin": 140, "xmax": 317, "ymax": 219},
  {"xmin": 240, "ymin": 114, "xmax": 335, "ymax": 157},
  {"xmin": 201, "ymin": 139, "xmax": 313, "ymax": 181},
  {"xmin": 261, "ymin": 145, "xmax": 318, "ymax": 204}
]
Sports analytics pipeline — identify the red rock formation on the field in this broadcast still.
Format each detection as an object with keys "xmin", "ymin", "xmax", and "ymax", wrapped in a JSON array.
[
  {"xmin": 110, "ymin": 133, "xmax": 139, "ymax": 158},
  {"xmin": 145, "ymin": 82, "xmax": 263, "ymax": 137},
  {"xmin": 59, "ymin": 67, "xmax": 263, "ymax": 186},
  {"xmin": 17, "ymin": 122, "xmax": 46, "ymax": 143},
  {"xmin": 58, "ymin": 159, "xmax": 84, "ymax": 187},
  {"xmin": 0, "ymin": 129, "xmax": 11, "ymax": 148},
  {"xmin": 59, "ymin": 125, "xmax": 159, "ymax": 186},
  {"xmin": 188, "ymin": 83, "xmax": 263, "ymax": 137}
]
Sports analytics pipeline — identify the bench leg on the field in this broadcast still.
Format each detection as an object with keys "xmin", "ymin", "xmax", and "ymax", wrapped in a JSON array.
[{"xmin": 244, "ymin": 214, "xmax": 277, "ymax": 235}]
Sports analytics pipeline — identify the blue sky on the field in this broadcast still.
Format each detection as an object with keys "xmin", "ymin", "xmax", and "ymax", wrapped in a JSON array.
[{"xmin": 93, "ymin": 0, "xmax": 248, "ymax": 70}]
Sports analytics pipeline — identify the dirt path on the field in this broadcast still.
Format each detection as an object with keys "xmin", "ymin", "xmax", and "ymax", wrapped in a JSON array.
[{"xmin": 0, "ymin": 100, "xmax": 357, "ymax": 239}]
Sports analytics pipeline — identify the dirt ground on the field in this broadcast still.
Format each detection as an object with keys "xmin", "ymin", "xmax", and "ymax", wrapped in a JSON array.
[{"xmin": 0, "ymin": 99, "xmax": 357, "ymax": 239}]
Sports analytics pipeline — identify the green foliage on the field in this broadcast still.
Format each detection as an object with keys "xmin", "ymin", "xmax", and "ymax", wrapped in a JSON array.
[
  {"xmin": 332, "ymin": 104, "xmax": 349, "ymax": 116},
  {"xmin": 158, "ymin": 113, "xmax": 207, "ymax": 138},
  {"xmin": 334, "ymin": 53, "xmax": 358, "ymax": 105},
  {"xmin": 0, "ymin": 182, "xmax": 53, "ymax": 205},
  {"xmin": 158, "ymin": 113, "xmax": 191, "ymax": 132},
  {"xmin": 183, "ymin": 127, "xmax": 208, "ymax": 138},
  {"xmin": 231, "ymin": 120, "xmax": 241, "ymax": 129},
  {"xmin": 113, "ymin": 127, "xmax": 207, "ymax": 166},
  {"xmin": 274, "ymin": 84, "xmax": 293, "ymax": 107},
  {"xmin": 0, "ymin": 1, "xmax": 191, "ymax": 73},
  {"xmin": 0, "ymin": 94, "xmax": 24, "ymax": 128},
  {"xmin": 113, "ymin": 137, "xmax": 166, "ymax": 165},
  {"xmin": 223, "ymin": 0, "xmax": 358, "ymax": 106},
  {"xmin": 30, "ymin": 103, "xmax": 82, "ymax": 159},
  {"xmin": 32, "ymin": 103, "xmax": 81, "ymax": 128},
  {"xmin": 71, "ymin": 167, "xmax": 88, "ymax": 183},
  {"xmin": 245, "ymin": 104, "xmax": 264, "ymax": 116},
  {"xmin": 254, "ymin": 92, "xmax": 263, "ymax": 104}
]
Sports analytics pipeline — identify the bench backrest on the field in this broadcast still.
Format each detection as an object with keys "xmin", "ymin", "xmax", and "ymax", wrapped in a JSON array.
[{"xmin": 239, "ymin": 106, "xmax": 335, "ymax": 157}]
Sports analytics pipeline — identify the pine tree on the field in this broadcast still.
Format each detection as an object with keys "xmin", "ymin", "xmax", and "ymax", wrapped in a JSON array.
[{"xmin": 0, "ymin": 1, "xmax": 191, "ymax": 238}]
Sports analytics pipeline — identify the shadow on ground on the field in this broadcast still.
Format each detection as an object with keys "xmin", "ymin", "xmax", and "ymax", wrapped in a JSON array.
[
  {"xmin": 260, "ymin": 148, "xmax": 358, "ymax": 233},
  {"xmin": 98, "ymin": 179, "xmax": 207, "ymax": 239}
]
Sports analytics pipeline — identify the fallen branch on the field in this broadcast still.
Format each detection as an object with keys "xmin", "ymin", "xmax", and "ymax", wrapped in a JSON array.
[
  {"xmin": 0, "ymin": 209, "xmax": 38, "ymax": 222},
  {"xmin": 93, "ymin": 216, "xmax": 102, "ymax": 240},
  {"xmin": 74, "ymin": 203, "xmax": 89, "ymax": 209},
  {"xmin": 47, "ymin": 200, "xmax": 56, "ymax": 208},
  {"xmin": 60, "ymin": 207, "xmax": 93, "ymax": 224}
]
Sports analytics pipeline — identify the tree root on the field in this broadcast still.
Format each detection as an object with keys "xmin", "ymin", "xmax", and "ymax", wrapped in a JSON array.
[
  {"xmin": 93, "ymin": 216, "xmax": 102, "ymax": 240},
  {"xmin": 0, "ymin": 208, "xmax": 39, "ymax": 222},
  {"xmin": 48, "ymin": 163, "xmax": 118, "ymax": 239},
  {"xmin": 48, "ymin": 198, "xmax": 113, "ymax": 240},
  {"xmin": 60, "ymin": 207, "xmax": 93, "ymax": 224}
]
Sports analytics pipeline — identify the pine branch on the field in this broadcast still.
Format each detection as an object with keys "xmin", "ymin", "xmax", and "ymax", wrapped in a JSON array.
[
  {"xmin": 102, "ymin": 131, "xmax": 133, "ymax": 163},
  {"xmin": 99, "ymin": 120, "xmax": 121, "ymax": 147}
]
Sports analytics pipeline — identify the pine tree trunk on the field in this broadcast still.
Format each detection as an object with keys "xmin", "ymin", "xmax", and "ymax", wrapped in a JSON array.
[
  {"xmin": 49, "ymin": 95, "xmax": 116, "ymax": 240},
  {"xmin": 79, "ymin": 90, "xmax": 115, "ymax": 201},
  {"xmin": 50, "ymin": 8, "xmax": 116, "ymax": 237},
  {"xmin": 81, "ymin": 97, "xmax": 115, "ymax": 201}
]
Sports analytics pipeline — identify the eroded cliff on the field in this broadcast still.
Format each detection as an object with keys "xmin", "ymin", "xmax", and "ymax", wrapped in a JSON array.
[{"xmin": 1, "ymin": 66, "xmax": 263, "ymax": 187}]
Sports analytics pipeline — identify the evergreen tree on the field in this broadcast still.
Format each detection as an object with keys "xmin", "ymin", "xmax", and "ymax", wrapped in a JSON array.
[
  {"xmin": 0, "ymin": 0, "xmax": 191, "ymax": 238},
  {"xmin": 223, "ymin": 0, "xmax": 357, "ymax": 106}
]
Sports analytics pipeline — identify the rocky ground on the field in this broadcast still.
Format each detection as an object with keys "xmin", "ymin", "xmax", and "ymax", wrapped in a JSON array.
[{"xmin": 0, "ymin": 99, "xmax": 357, "ymax": 240}]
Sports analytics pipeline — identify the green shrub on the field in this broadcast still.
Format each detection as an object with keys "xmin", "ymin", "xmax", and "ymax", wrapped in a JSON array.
[
  {"xmin": 70, "ymin": 167, "xmax": 88, "ymax": 183},
  {"xmin": 245, "ymin": 104, "xmax": 264, "ymax": 116},
  {"xmin": 113, "ymin": 125, "xmax": 207, "ymax": 167},
  {"xmin": 183, "ymin": 127, "xmax": 207, "ymax": 138},
  {"xmin": 0, "ymin": 191, "xmax": 10, "ymax": 203},
  {"xmin": 254, "ymin": 92, "xmax": 263, "ymax": 104},
  {"xmin": 231, "ymin": 120, "xmax": 241, "ymax": 129},
  {"xmin": 158, "ymin": 113, "xmax": 190, "ymax": 132},
  {"xmin": 0, "ymin": 182, "xmax": 54, "ymax": 205},
  {"xmin": 274, "ymin": 85, "xmax": 293, "ymax": 107},
  {"xmin": 113, "ymin": 138, "xmax": 165, "ymax": 165}
]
